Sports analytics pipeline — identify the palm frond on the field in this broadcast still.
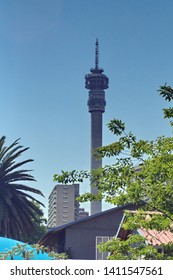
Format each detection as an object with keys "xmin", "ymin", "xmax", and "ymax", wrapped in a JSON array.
[{"xmin": 0, "ymin": 136, "xmax": 44, "ymax": 239}]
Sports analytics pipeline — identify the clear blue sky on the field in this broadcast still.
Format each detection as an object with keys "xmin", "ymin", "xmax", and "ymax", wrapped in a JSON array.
[{"xmin": 1, "ymin": 0, "xmax": 173, "ymax": 217}]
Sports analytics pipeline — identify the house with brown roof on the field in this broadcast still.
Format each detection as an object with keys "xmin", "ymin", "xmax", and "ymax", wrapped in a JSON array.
[{"xmin": 116, "ymin": 211, "xmax": 173, "ymax": 249}]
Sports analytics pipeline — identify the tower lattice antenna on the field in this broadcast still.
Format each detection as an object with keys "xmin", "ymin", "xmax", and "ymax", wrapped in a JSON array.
[{"xmin": 95, "ymin": 38, "xmax": 99, "ymax": 69}]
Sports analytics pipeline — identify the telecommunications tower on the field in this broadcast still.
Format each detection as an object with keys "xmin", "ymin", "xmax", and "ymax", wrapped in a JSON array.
[{"xmin": 85, "ymin": 39, "xmax": 109, "ymax": 215}]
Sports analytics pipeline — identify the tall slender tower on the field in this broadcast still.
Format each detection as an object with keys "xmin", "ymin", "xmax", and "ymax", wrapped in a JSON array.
[{"xmin": 85, "ymin": 39, "xmax": 109, "ymax": 215}]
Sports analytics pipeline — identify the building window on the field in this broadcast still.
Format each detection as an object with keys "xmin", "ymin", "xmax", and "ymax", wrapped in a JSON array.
[{"xmin": 96, "ymin": 236, "xmax": 112, "ymax": 260}]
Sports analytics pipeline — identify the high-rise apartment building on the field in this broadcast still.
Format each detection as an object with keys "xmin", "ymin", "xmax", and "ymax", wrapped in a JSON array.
[
  {"xmin": 48, "ymin": 184, "xmax": 80, "ymax": 228},
  {"xmin": 79, "ymin": 208, "xmax": 89, "ymax": 219}
]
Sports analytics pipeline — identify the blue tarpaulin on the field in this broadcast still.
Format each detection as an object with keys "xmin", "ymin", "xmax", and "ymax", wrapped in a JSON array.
[{"xmin": 0, "ymin": 237, "xmax": 52, "ymax": 260}]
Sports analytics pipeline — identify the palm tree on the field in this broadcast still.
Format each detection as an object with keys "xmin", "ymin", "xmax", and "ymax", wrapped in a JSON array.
[{"xmin": 0, "ymin": 136, "xmax": 44, "ymax": 240}]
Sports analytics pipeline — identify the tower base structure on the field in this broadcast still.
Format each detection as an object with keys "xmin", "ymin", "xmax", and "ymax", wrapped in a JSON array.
[{"xmin": 90, "ymin": 111, "xmax": 102, "ymax": 214}]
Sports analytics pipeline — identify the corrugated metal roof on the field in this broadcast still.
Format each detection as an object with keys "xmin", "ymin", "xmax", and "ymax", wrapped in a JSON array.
[
  {"xmin": 117, "ymin": 211, "xmax": 173, "ymax": 246},
  {"xmin": 138, "ymin": 228, "xmax": 173, "ymax": 246}
]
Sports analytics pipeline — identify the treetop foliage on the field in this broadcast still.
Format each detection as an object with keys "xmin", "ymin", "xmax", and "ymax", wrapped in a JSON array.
[{"xmin": 54, "ymin": 84, "xmax": 173, "ymax": 259}]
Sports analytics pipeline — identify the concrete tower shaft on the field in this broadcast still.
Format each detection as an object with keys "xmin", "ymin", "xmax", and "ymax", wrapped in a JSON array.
[{"xmin": 85, "ymin": 39, "xmax": 109, "ymax": 215}]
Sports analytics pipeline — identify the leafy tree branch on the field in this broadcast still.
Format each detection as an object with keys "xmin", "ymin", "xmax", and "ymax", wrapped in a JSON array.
[{"xmin": 54, "ymin": 84, "xmax": 173, "ymax": 259}]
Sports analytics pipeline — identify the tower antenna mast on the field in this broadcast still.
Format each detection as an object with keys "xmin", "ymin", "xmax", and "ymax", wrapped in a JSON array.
[{"xmin": 95, "ymin": 38, "xmax": 99, "ymax": 69}]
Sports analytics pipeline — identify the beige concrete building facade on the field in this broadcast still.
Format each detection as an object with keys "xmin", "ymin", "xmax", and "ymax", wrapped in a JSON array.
[{"xmin": 48, "ymin": 184, "xmax": 80, "ymax": 228}]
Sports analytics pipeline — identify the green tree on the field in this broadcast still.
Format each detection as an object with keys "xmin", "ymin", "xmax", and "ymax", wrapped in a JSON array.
[
  {"xmin": 0, "ymin": 137, "xmax": 44, "ymax": 240},
  {"xmin": 21, "ymin": 201, "xmax": 47, "ymax": 244},
  {"xmin": 0, "ymin": 243, "xmax": 68, "ymax": 260},
  {"xmin": 54, "ymin": 85, "xmax": 173, "ymax": 259}
]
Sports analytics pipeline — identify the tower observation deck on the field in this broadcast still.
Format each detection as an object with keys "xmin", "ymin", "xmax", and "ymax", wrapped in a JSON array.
[{"xmin": 85, "ymin": 39, "xmax": 109, "ymax": 215}]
